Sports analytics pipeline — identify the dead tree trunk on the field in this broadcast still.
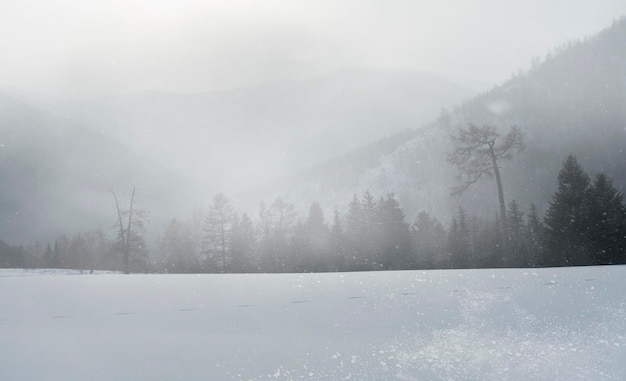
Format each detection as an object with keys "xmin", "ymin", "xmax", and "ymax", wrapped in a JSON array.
[
  {"xmin": 112, "ymin": 188, "xmax": 136, "ymax": 274},
  {"xmin": 488, "ymin": 141, "xmax": 508, "ymax": 252}
]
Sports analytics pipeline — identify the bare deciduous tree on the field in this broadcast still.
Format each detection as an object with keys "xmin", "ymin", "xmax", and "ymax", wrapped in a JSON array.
[
  {"xmin": 448, "ymin": 124, "xmax": 524, "ymax": 250},
  {"xmin": 112, "ymin": 188, "xmax": 147, "ymax": 274}
]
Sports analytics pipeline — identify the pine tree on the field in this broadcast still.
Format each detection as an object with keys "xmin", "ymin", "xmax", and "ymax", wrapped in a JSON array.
[
  {"xmin": 526, "ymin": 203, "xmax": 544, "ymax": 267},
  {"xmin": 345, "ymin": 194, "xmax": 363, "ymax": 240},
  {"xmin": 474, "ymin": 216, "xmax": 502, "ymax": 268},
  {"xmin": 53, "ymin": 235, "xmax": 69, "ymax": 269},
  {"xmin": 506, "ymin": 200, "xmax": 527, "ymax": 267},
  {"xmin": 586, "ymin": 173, "xmax": 626, "ymax": 264},
  {"xmin": 344, "ymin": 194, "xmax": 364, "ymax": 269},
  {"xmin": 448, "ymin": 124, "xmax": 524, "ymax": 254},
  {"xmin": 161, "ymin": 218, "xmax": 197, "ymax": 273},
  {"xmin": 43, "ymin": 243, "xmax": 54, "ymax": 268},
  {"xmin": 544, "ymin": 155, "xmax": 591, "ymax": 266},
  {"xmin": 257, "ymin": 197, "xmax": 296, "ymax": 272},
  {"xmin": 271, "ymin": 197, "xmax": 296, "ymax": 272},
  {"xmin": 377, "ymin": 193, "xmax": 410, "ymax": 269},
  {"xmin": 360, "ymin": 191, "xmax": 380, "ymax": 270},
  {"xmin": 448, "ymin": 207, "xmax": 470, "ymax": 269},
  {"xmin": 289, "ymin": 221, "xmax": 310, "ymax": 272},
  {"xmin": 68, "ymin": 233, "xmax": 88, "ymax": 272},
  {"xmin": 412, "ymin": 211, "xmax": 447, "ymax": 269},
  {"xmin": 304, "ymin": 201, "xmax": 330, "ymax": 271},
  {"xmin": 230, "ymin": 213, "xmax": 256, "ymax": 272},
  {"xmin": 329, "ymin": 208, "xmax": 347, "ymax": 271},
  {"xmin": 204, "ymin": 193, "xmax": 234, "ymax": 272}
]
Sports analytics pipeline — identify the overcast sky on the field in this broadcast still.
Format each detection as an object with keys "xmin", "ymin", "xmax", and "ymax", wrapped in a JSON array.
[{"xmin": 1, "ymin": 0, "xmax": 625, "ymax": 99}]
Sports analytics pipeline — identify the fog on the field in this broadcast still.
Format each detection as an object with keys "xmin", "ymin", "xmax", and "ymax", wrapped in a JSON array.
[
  {"xmin": 1, "ymin": 0, "xmax": 626, "ymax": 249},
  {"xmin": 1, "ymin": 0, "xmax": 625, "ymax": 98}
]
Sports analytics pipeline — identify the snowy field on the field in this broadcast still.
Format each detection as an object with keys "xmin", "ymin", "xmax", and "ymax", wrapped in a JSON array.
[{"xmin": 1, "ymin": 266, "xmax": 625, "ymax": 380}]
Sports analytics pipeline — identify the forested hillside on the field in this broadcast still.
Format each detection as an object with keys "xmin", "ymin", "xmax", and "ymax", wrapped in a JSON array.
[{"xmin": 263, "ymin": 18, "xmax": 626, "ymax": 223}]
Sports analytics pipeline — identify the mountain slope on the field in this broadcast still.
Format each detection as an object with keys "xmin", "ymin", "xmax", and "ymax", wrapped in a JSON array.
[{"xmin": 260, "ymin": 18, "xmax": 626, "ymax": 221}]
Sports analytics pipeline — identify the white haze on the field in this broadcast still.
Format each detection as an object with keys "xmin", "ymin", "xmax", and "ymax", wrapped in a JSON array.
[{"xmin": 1, "ymin": 0, "xmax": 625, "ymax": 99}]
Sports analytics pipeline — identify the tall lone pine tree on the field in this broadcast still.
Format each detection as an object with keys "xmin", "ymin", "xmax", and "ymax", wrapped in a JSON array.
[{"xmin": 448, "ymin": 124, "xmax": 524, "ymax": 252}]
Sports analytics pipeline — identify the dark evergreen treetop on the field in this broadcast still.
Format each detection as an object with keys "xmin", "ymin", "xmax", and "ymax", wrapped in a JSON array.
[
  {"xmin": 586, "ymin": 173, "xmax": 626, "ymax": 264},
  {"xmin": 544, "ymin": 155, "xmax": 591, "ymax": 265}
]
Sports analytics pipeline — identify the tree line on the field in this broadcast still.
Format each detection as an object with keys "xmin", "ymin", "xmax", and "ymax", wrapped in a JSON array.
[{"xmin": 3, "ymin": 154, "xmax": 624, "ymax": 272}]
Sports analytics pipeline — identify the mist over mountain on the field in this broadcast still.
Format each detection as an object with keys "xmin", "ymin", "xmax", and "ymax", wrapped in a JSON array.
[
  {"xmin": 0, "ymin": 94, "xmax": 204, "ymax": 245},
  {"xmin": 65, "ymin": 68, "xmax": 473, "ymax": 191},
  {"xmin": 256, "ymin": 18, "xmax": 626, "ymax": 222},
  {"xmin": 3, "ymin": 15, "xmax": 626, "ymax": 249},
  {"xmin": 0, "ymin": 68, "xmax": 471, "ymax": 245}
]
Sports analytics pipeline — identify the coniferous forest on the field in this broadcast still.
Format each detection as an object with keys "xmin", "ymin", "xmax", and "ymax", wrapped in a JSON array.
[{"xmin": 3, "ymin": 154, "xmax": 624, "ymax": 273}]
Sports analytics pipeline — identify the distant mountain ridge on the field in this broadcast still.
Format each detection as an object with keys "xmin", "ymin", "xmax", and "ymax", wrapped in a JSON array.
[{"xmin": 257, "ymin": 18, "xmax": 626, "ymax": 222}]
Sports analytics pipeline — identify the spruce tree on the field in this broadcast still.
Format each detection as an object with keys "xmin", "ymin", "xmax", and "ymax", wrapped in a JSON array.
[
  {"xmin": 377, "ymin": 193, "xmax": 410, "ymax": 269},
  {"xmin": 448, "ymin": 207, "xmax": 470, "ymax": 269},
  {"xmin": 544, "ymin": 155, "xmax": 591, "ymax": 266},
  {"xmin": 412, "ymin": 211, "xmax": 447, "ymax": 269},
  {"xmin": 586, "ymin": 173, "xmax": 626, "ymax": 264},
  {"xmin": 345, "ymin": 194, "xmax": 363, "ymax": 248},
  {"xmin": 526, "ymin": 203, "xmax": 544, "ymax": 267},
  {"xmin": 506, "ymin": 200, "xmax": 526, "ymax": 267},
  {"xmin": 230, "ymin": 213, "xmax": 256, "ymax": 272},
  {"xmin": 43, "ymin": 243, "xmax": 54, "ymax": 268},
  {"xmin": 329, "ymin": 209, "xmax": 347, "ymax": 271},
  {"xmin": 303, "ymin": 201, "xmax": 330, "ymax": 271}
]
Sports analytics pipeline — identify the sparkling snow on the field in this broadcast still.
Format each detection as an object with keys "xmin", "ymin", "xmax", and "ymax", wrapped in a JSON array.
[{"xmin": 1, "ymin": 266, "xmax": 625, "ymax": 380}]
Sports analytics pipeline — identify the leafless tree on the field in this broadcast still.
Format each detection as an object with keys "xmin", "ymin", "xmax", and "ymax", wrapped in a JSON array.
[
  {"xmin": 448, "ymin": 124, "xmax": 524, "ymax": 250},
  {"xmin": 112, "ymin": 188, "xmax": 146, "ymax": 273}
]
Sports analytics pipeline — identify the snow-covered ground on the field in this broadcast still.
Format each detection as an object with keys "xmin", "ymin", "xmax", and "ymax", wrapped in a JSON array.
[
  {"xmin": 0, "ymin": 268, "xmax": 119, "ymax": 277},
  {"xmin": 1, "ymin": 266, "xmax": 625, "ymax": 380}
]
